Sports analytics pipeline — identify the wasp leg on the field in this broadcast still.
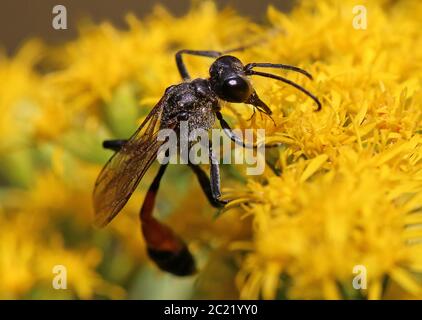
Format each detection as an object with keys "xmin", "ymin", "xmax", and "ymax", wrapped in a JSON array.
[
  {"xmin": 209, "ymin": 143, "xmax": 229, "ymax": 207},
  {"xmin": 216, "ymin": 111, "xmax": 279, "ymax": 149},
  {"xmin": 102, "ymin": 139, "xmax": 127, "ymax": 152},
  {"xmin": 188, "ymin": 162, "xmax": 227, "ymax": 208},
  {"xmin": 175, "ymin": 50, "xmax": 222, "ymax": 80},
  {"xmin": 175, "ymin": 45, "xmax": 255, "ymax": 80},
  {"xmin": 140, "ymin": 163, "xmax": 196, "ymax": 276}
]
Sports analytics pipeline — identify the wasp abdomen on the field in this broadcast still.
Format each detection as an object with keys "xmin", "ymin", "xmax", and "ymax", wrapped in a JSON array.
[{"xmin": 147, "ymin": 245, "xmax": 196, "ymax": 276}]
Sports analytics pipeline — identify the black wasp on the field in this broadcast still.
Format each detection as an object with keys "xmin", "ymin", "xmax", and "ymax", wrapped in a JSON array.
[{"xmin": 93, "ymin": 46, "xmax": 321, "ymax": 276}]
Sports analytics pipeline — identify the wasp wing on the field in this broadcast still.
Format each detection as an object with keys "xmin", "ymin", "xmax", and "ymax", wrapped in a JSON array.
[{"xmin": 93, "ymin": 96, "xmax": 174, "ymax": 227}]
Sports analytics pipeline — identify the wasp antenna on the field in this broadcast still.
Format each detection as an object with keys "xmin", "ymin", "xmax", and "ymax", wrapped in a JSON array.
[
  {"xmin": 244, "ymin": 63, "xmax": 314, "ymax": 80},
  {"xmin": 246, "ymin": 70, "xmax": 322, "ymax": 111}
]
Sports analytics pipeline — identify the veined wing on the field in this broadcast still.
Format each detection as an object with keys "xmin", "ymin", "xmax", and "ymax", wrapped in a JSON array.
[{"xmin": 93, "ymin": 96, "xmax": 174, "ymax": 227}]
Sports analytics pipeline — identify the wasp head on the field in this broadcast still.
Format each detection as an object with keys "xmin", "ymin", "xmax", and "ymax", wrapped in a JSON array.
[{"xmin": 209, "ymin": 55, "xmax": 272, "ymax": 116}]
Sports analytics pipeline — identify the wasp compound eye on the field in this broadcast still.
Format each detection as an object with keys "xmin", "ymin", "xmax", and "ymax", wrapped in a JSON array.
[{"xmin": 219, "ymin": 76, "xmax": 252, "ymax": 103}]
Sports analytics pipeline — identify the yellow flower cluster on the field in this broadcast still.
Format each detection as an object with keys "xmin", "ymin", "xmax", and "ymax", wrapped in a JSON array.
[
  {"xmin": 225, "ymin": 0, "xmax": 422, "ymax": 299},
  {"xmin": 0, "ymin": 0, "xmax": 420, "ymax": 299}
]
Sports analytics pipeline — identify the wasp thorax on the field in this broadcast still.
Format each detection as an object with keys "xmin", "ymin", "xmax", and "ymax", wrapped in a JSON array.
[{"xmin": 209, "ymin": 55, "xmax": 253, "ymax": 103}]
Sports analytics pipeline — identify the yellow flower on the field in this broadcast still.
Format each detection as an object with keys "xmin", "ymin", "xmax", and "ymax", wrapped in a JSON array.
[
  {"xmin": 224, "ymin": 0, "xmax": 422, "ymax": 299},
  {"xmin": 0, "ymin": 41, "xmax": 43, "ymax": 152},
  {"xmin": 0, "ymin": 210, "xmax": 124, "ymax": 299},
  {"xmin": 0, "ymin": 0, "xmax": 421, "ymax": 300},
  {"xmin": 234, "ymin": 141, "xmax": 421, "ymax": 299}
]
